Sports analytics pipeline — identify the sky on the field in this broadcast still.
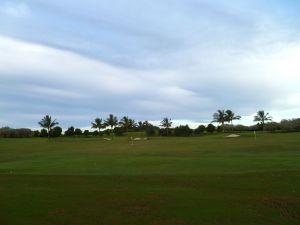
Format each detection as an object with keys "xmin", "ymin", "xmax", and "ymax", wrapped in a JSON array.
[{"xmin": 0, "ymin": 0, "xmax": 300, "ymax": 129}]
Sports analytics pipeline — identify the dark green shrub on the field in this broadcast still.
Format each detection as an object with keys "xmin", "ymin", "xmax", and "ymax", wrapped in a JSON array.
[
  {"xmin": 52, "ymin": 126, "xmax": 62, "ymax": 137},
  {"xmin": 65, "ymin": 126, "xmax": 75, "ymax": 136},
  {"xmin": 194, "ymin": 125, "xmax": 205, "ymax": 135},
  {"xmin": 174, "ymin": 125, "xmax": 193, "ymax": 136},
  {"xmin": 40, "ymin": 129, "xmax": 48, "ymax": 137},
  {"xmin": 74, "ymin": 128, "xmax": 82, "ymax": 136},
  {"xmin": 206, "ymin": 124, "xmax": 216, "ymax": 133}
]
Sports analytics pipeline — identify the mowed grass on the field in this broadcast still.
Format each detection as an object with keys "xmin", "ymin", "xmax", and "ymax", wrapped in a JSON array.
[{"xmin": 0, "ymin": 133, "xmax": 299, "ymax": 225}]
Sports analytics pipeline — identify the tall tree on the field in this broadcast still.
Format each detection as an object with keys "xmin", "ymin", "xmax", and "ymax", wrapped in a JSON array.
[
  {"xmin": 105, "ymin": 114, "xmax": 118, "ymax": 135},
  {"xmin": 119, "ymin": 116, "xmax": 131, "ymax": 133},
  {"xmin": 129, "ymin": 119, "xmax": 137, "ymax": 129},
  {"xmin": 160, "ymin": 118, "xmax": 172, "ymax": 136},
  {"xmin": 254, "ymin": 110, "xmax": 272, "ymax": 131},
  {"xmin": 138, "ymin": 121, "xmax": 143, "ymax": 130},
  {"xmin": 38, "ymin": 115, "xmax": 58, "ymax": 138},
  {"xmin": 226, "ymin": 110, "xmax": 241, "ymax": 129},
  {"xmin": 143, "ymin": 120, "xmax": 151, "ymax": 128},
  {"xmin": 91, "ymin": 118, "xmax": 105, "ymax": 134},
  {"xmin": 65, "ymin": 126, "xmax": 75, "ymax": 136},
  {"xmin": 212, "ymin": 110, "xmax": 227, "ymax": 132}
]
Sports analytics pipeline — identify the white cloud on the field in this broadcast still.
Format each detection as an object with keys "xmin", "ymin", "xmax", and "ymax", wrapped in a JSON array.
[
  {"xmin": 0, "ymin": 35, "xmax": 144, "ymax": 95},
  {"xmin": 1, "ymin": 31, "xmax": 300, "ymax": 128}
]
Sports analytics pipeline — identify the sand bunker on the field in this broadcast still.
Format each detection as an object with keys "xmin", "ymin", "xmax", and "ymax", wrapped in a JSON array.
[{"xmin": 226, "ymin": 134, "xmax": 240, "ymax": 138}]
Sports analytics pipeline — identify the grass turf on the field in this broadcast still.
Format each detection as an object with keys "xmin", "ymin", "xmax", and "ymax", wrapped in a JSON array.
[{"xmin": 0, "ymin": 132, "xmax": 299, "ymax": 225}]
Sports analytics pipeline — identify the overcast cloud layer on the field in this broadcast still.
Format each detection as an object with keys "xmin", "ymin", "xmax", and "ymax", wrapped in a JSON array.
[{"xmin": 1, "ymin": 0, "xmax": 300, "ymax": 129}]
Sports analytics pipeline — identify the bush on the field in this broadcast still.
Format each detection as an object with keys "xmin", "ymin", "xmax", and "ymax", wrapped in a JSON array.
[
  {"xmin": 103, "ymin": 129, "xmax": 111, "ymax": 136},
  {"xmin": 216, "ymin": 126, "xmax": 223, "ymax": 133},
  {"xmin": 33, "ymin": 130, "xmax": 40, "ymax": 137},
  {"xmin": 114, "ymin": 127, "xmax": 125, "ymax": 136},
  {"xmin": 174, "ymin": 125, "xmax": 193, "ymax": 136},
  {"xmin": 40, "ymin": 129, "xmax": 48, "ymax": 137},
  {"xmin": 83, "ymin": 130, "xmax": 90, "ymax": 136},
  {"xmin": 264, "ymin": 122, "xmax": 281, "ymax": 132},
  {"xmin": 52, "ymin": 126, "xmax": 62, "ymax": 137},
  {"xmin": 65, "ymin": 126, "xmax": 75, "ymax": 136},
  {"xmin": 17, "ymin": 129, "xmax": 33, "ymax": 137},
  {"xmin": 92, "ymin": 130, "xmax": 100, "ymax": 136},
  {"xmin": 159, "ymin": 128, "xmax": 173, "ymax": 136},
  {"xmin": 280, "ymin": 119, "xmax": 300, "ymax": 132},
  {"xmin": 74, "ymin": 128, "xmax": 82, "ymax": 136},
  {"xmin": 194, "ymin": 125, "xmax": 205, "ymax": 135},
  {"xmin": 0, "ymin": 127, "xmax": 33, "ymax": 138},
  {"xmin": 146, "ymin": 126, "xmax": 156, "ymax": 136},
  {"xmin": 233, "ymin": 125, "xmax": 250, "ymax": 132},
  {"xmin": 206, "ymin": 124, "xmax": 216, "ymax": 133}
]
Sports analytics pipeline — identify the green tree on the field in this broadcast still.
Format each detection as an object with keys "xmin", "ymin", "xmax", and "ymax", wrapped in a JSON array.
[
  {"xmin": 38, "ymin": 115, "xmax": 58, "ymax": 138},
  {"xmin": 225, "ymin": 110, "xmax": 241, "ymax": 130},
  {"xmin": 194, "ymin": 125, "xmax": 206, "ymax": 135},
  {"xmin": 129, "ymin": 119, "xmax": 137, "ymax": 129},
  {"xmin": 92, "ymin": 130, "xmax": 99, "ymax": 136},
  {"xmin": 83, "ymin": 130, "xmax": 90, "ymax": 136},
  {"xmin": 65, "ymin": 126, "xmax": 75, "ymax": 136},
  {"xmin": 40, "ymin": 129, "xmax": 48, "ymax": 137},
  {"xmin": 119, "ymin": 116, "xmax": 131, "ymax": 133},
  {"xmin": 174, "ymin": 125, "xmax": 193, "ymax": 137},
  {"xmin": 33, "ymin": 130, "xmax": 40, "ymax": 137},
  {"xmin": 52, "ymin": 126, "xmax": 62, "ymax": 137},
  {"xmin": 146, "ymin": 125, "xmax": 156, "ymax": 136},
  {"xmin": 212, "ymin": 110, "xmax": 227, "ymax": 132},
  {"xmin": 254, "ymin": 110, "xmax": 272, "ymax": 131},
  {"xmin": 114, "ymin": 127, "xmax": 125, "ymax": 136},
  {"xmin": 160, "ymin": 118, "xmax": 172, "ymax": 136},
  {"xmin": 143, "ymin": 120, "xmax": 151, "ymax": 128},
  {"xmin": 91, "ymin": 118, "xmax": 105, "ymax": 134},
  {"xmin": 137, "ymin": 121, "xmax": 143, "ymax": 130},
  {"xmin": 75, "ymin": 128, "xmax": 82, "ymax": 136},
  {"xmin": 105, "ymin": 114, "xmax": 118, "ymax": 135},
  {"xmin": 206, "ymin": 124, "xmax": 216, "ymax": 133}
]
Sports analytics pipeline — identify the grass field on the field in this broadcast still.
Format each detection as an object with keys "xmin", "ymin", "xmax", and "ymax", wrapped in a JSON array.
[{"xmin": 0, "ymin": 132, "xmax": 300, "ymax": 225}]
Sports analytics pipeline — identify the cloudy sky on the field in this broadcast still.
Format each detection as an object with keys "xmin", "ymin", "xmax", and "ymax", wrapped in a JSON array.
[{"xmin": 1, "ymin": 0, "xmax": 300, "ymax": 129}]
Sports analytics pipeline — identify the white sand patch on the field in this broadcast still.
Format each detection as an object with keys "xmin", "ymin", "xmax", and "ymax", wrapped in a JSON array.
[
  {"xmin": 226, "ymin": 134, "xmax": 240, "ymax": 138},
  {"xmin": 103, "ymin": 138, "xmax": 112, "ymax": 141}
]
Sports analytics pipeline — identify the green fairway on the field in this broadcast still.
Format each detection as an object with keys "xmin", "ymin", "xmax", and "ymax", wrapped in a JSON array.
[{"xmin": 0, "ymin": 133, "xmax": 300, "ymax": 225}]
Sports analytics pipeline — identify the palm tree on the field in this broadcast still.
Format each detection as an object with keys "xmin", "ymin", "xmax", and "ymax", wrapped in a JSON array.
[
  {"xmin": 91, "ymin": 118, "xmax": 105, "ymax": 134},
  {"xmin": 226, "ymin": 110, "xmax": 241, "ymax": 130},
  {"xmin": 119, "ymin": 116, "xmax": 130, "ymax": 133},
  {"xmin": 105, "ymin": 114, "xmax": 118, "ymax": 135},
  {"xmin": 119, "ymin": 116, "xmax": 137, "ymax": 133},
  {"xmin": 143, "ymin": 120, "xmax": 151, "ymax": 128},
  {"xmin": 254, "ymin": 110, "xmax": 272, "ymax": 131},
  {"xmin": 138, "ymin": 121, "xmax": 143, "ymax": 130},
  {"xmin": 129, "ymin": 119, "xmax": 137, "ymax": 129},
  {"xmin": 38, "ymin": 115, "xmax": 58, "ymax": 138},
  {"xmin": 212, "ymin": 110, "xmax": 227, "ymax": 132},
  {"xmin": 160, "ymin": 118, "xmax": 172, "ymax": 136}
]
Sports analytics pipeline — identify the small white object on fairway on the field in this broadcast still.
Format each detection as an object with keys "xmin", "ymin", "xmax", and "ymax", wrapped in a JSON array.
[
  {"xmin": 103, "ymin": 138, "xmax": 112, "ymax": 141},
  {"xmin": 225, "ymin": 134, "xmax": 241, "ymax": 138},
  {"xmin": 133, "ymin": 137, "xmax": 148, "ymax": 141},
  {"xmin": 131, "ymin": 137, "xmax": 148, "ymax": 141}
]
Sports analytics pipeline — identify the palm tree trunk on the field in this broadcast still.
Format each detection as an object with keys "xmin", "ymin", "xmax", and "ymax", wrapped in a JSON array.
[{"xmin": 47, "ymin": 128, "xmax": 50, "ymax": 139}]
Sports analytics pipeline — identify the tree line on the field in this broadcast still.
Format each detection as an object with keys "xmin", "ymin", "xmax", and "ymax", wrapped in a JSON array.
[{"xmin": 1, "ymin": 110, "xmax": 300, "ymax": 138}]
